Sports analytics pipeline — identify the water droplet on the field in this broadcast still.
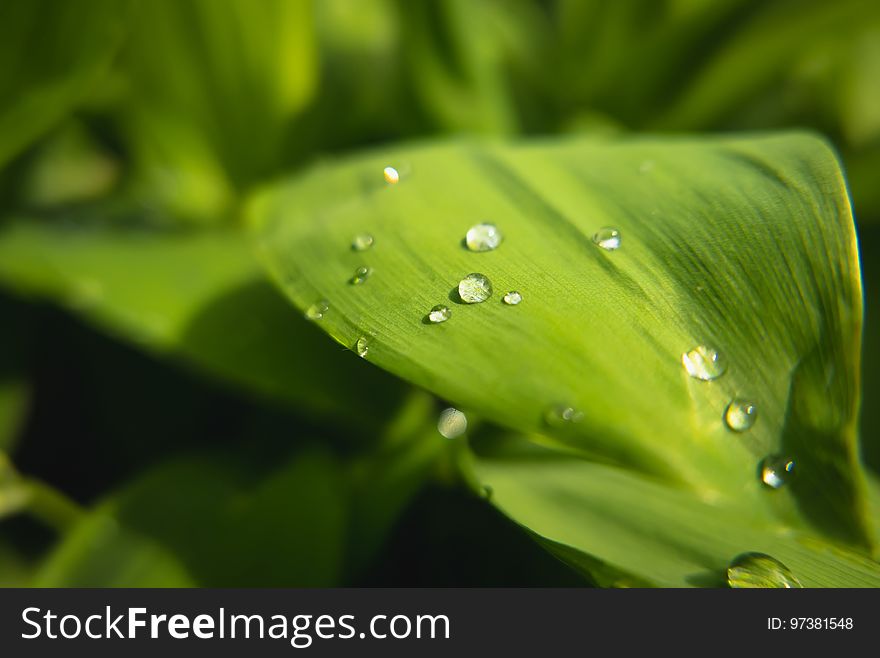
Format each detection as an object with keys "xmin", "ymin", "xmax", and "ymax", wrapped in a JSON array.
[
  {"xmin": 681, "ymin": 345, "xmax": 727, "ymax": 380},
  {"xmin": 544, "ymin": 405, "xmax": 584, "ymax": 427},
  {"xmin": 481, "ymin": 485, "xmax": 494, "ymax": 500},
  {"xmin": 355, "ymin": 336, "xmax": 369, "ymax": 358},
  {"xmin": 437, "ymin": 407, "xmax": 467, "ymax": 439},
  {"xmin": 350, "ymin": 265, "xmax": 372, "ymax": 285},
  {"xmin": 351, "ymin": 233, "xmax": 374, "ymax": 251},
  {"xmin": 465, "ymin": 223, "xmax": 503, "ymax": 252},
  {"xmin": 725, "ymin": 398, "xmax": 757, "ymax": 432},
  {"xmin": 458, "ymin": 273, "xmax": 492, "ymax": 303},
  {"xmin": 427, "ymin": 305, "xmax": 451, "ymax": 324},
  {"xmin": 760, "ymin": 455, "xmax": 795, "ymax": 489},
  {"xmin": 726, "ymin": 553, "xmax": 802, "ymax": 588},
  {"xmin": 305, "ymin": 300, "xmax": 329, "ymax": 321},
  {"xmin": 502, "ymin": 291, "xmax": 522, "ymax": 305},
  {"xmin": 592, "ymin": 227, "xmax": 621, "ymax": 251},
  {"xmin": 383, "ymin": 166, "xmax": 399, "ymax": 185}
]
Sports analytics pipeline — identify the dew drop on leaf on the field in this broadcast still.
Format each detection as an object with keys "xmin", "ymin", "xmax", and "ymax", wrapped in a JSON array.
[
  {"xmin": 681, "ymin": 345, "xmax": 727, "ymax": 380},
  {"xmin": 427, "ymin": 305, "xmax": 451, "ymax": 324},
  {"xmin": 355, "ymin": 336, "xmax": 369, "ymax": 358},
  {"xmin": 760, "ymin": 455, "xmax": 795, "ymax": 489},
  {"xmin": 351, "ymin": 233, "xmax": 374, "ymax": 251},
  {"xmin": 502, "ymin": 290, "xmax": 522, "ymax": 305},
  {"xmin": 437, "ymin": 407, "xmax": 467, "ymax": 439},
  {"xmin": 544, "ymin": 404, "xmax": 584, "ymax": 427},
  {"xmin": 592, "ymin": 227, "xmax": 621, "ymax": 250},
  {"xmin": 726, "ymin": 553, "xmax": 802, "ymax": 588},
  {"xmin": 458, "ymin": 273, "xmax": 492, "ymax": 303},
  {"xmin": 350, "ymin": 265, "xmax": 372, "ymax": 285},
  {"xmin": 465, "ymin": 222, "xmax": 503, "ymax": 252},
  {"xmin": 725, "ymin": 398, "xmax": 757, "ymax": 432},
  {"xmin": 305, "ymin": 299, "xmax": 329, "ymax": 321},
  {"xmin": 383, "ymin": 166, "xmax": 399, "ymax": 185}
]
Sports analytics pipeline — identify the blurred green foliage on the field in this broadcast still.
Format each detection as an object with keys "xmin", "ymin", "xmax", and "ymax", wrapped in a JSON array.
[{"xmin": 0, "ymin": 0, "xmax": 878, "ymax": 587}]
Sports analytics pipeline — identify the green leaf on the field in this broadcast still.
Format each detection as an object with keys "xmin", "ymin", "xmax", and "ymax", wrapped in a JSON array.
[
  {"xmin": 470, "ymin": 437, "xmax": 880, "ymax": 587},
  {"xmin": 252, "ymin": 132, "xmax": 869, "ymax": 548},
  {"xmin": 0, "ymin": 221, "xmax": 406, "ymax": 431},
  {"xmin": 34, "ymin": 450, "xmax": 347, "ymax": 587},
  {"xmin": 0, "ymin": 0, "xmax": 131, "ymax": 168},
  {"xmin": 32, "ymin": 509, "xmax": 196, "ymax": 587},
  {"xmin": 102, "ymin": 0, "xmax": 317, "ymax": 223}
]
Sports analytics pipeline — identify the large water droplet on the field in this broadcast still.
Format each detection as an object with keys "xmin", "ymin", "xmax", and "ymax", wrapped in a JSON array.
[
  {"xmin": 726, "ymin": 553, "xmax": 802, "ymax": 588},
  {"xmin": 350, "ymin": 265, "xmax": 372, "ymax": 285},
  {"xmin": 725, "ymin": 398, "xmax": 757, "ymax": 432},
  {"xmin": 437, "ymin": 408, "xmax": 467, "ymax": 439},
  {"xmin": 465, "ymin": 223, "xmax": 503, "ymax": 252},
  {"xmin": 592, "ymin": 227, "xmax": 621, "ymax": 251},
  {"xmin": 458, "ymin": 273, "xmax": 492, "ymax": 303},
  {"xmin": 355, "ymin": 336, "xmax": 369, "ymax": 358},
  {"xmin": 427, "ymin": 305, "xmax": 451, "ymax": 324},
  {"xmin": 351, "ymin": 233, "xmax": 374, "ymax": 251},
  {"xmin": 760, "ymin": 455, "xmax": 795, "ymax": 489},
  {"xmin": 383, "ymin": 166, "xmax": 399, "ymax": 185},
  {"xmin": 681, "ymin": 345, "xmax": 727, "ymax": 380},
  {"xmin": 305, "ymin": 300, "xmax": 329, "ymax": 321},
  {"xmin": 502, "ymin": 291, "xmax": 522, "ymax": 306},
  {"xmin": 544, "ymin": 405, "xmax": 584, "ymax": 427}
]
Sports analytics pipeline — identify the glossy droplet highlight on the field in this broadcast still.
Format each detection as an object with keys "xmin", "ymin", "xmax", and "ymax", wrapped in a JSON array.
[
  {"xmin": 355, "ymin": 336, "xmax": 369, "ymax": 358},
  {"xmin": 465, "ymin": 223, "xmax": 503, "ymax": 252},
  {"xmin": 725, "ymin": 398, "xmax": 757, "ymax": 432},
  {"xmin": 726, "ymin": 553, "xmax": 802, "ymax": 588},
  {"xmin": 545, "ymin": 405, "xmax": 584, "ymax": 427},
  {"xmin": 350, "ymin": 266, "xmax": 372, "ymax": 285},
  {"xmin": 592, "ymin": 227, "xmax": 621, "ymax": 251},
  {"xmin": 305, "ymin": 300, "xmax": 329, "ymax": 321},
  {"xmin": 760, "ymin": 455, "xmax": 795, "ymax": 489},
  {"xmin": 383, "ymin": 166, "xmax": 399, "ymax": 184},
  {"xmin": 428, "ymin": 305, "xmax": 451, "ymax": 324},
  {"xmin": 437, "ymin": 408, "xmax": 467, "ymax": 439},
  {"xmin": 681, "ymin": 345, "xmax": 727, "ymax": 381},
  {"xmin": 502, "ymin": 291, "xmax": 522, "ymax": 305},
  {"xmin": 458, "ymin": 273, "xmax": 492, "ymax": 303},
  {"xmin": 351, "ymin": 233, "xmax": 374, "ymax": 251}
]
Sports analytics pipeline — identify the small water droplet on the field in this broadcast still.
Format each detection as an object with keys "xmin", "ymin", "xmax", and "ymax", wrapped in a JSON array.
[
  {"xmin": 437, "ymin": 407, "xmax": 467, "ymax": 439},
  {"xmin": 502, "ymin": 291, "xmax": 522, "ymax": 305},
  {"xmin": 305, "ymin": 299, "xmax": 329, "ymax": 321},
  {"xmin": 355, "ymin": 336, "xmax": 369, "ymax": 358},
  {"xmin": 383, "ymin": 166, "xmax": 399, "ymax": 185},
  {"xmin": 465, "ymin": 223, "xmax": 503, "ymax": 252},
  {"xmin": 544, "ymin": 405, "xmax": 584, "ymax": 427},
  {"xmin": 481, "ymin": 485, "xmax": 494, "ymax": 500},
  {"xmin": 681, "ymin": 345, "xmax": 727, "ymax": 380},
  {"xmin": 592, "ymin": 227, "xmax": 621, "ymax": 251},
  {"xmin": 458, "ymin": 273, "xmax": 492, "ymax": 303},
  {"xmin": 427, "ymin": 305, "xmax": 451, "ymax": 323},
  {"xmin": 351, "ymin": 233, "xmax": 374, "ymax": 251},
  {"xmin": 760, "ymin": 455, "xmax": 795, "ymax": 489},
  {"xmin": 726, "ymin": 553, "xmax": 802, "ymax": 588},
  {"xmin": 725, "ymin": 398, "xmax": 757, "ymax": 432},
  {"xmin": 350, "ymin": 265, "xmax": 372, "ymax": 285}
]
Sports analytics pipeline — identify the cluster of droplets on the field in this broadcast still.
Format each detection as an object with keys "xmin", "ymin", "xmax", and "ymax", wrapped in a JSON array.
[
  {"xmin": 300, "ymin": 163, "xmax": 805, "ymax": 587},
  {"xmin": 681, "ymin": 343, "xmax": 792, "ymax": 491}
]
